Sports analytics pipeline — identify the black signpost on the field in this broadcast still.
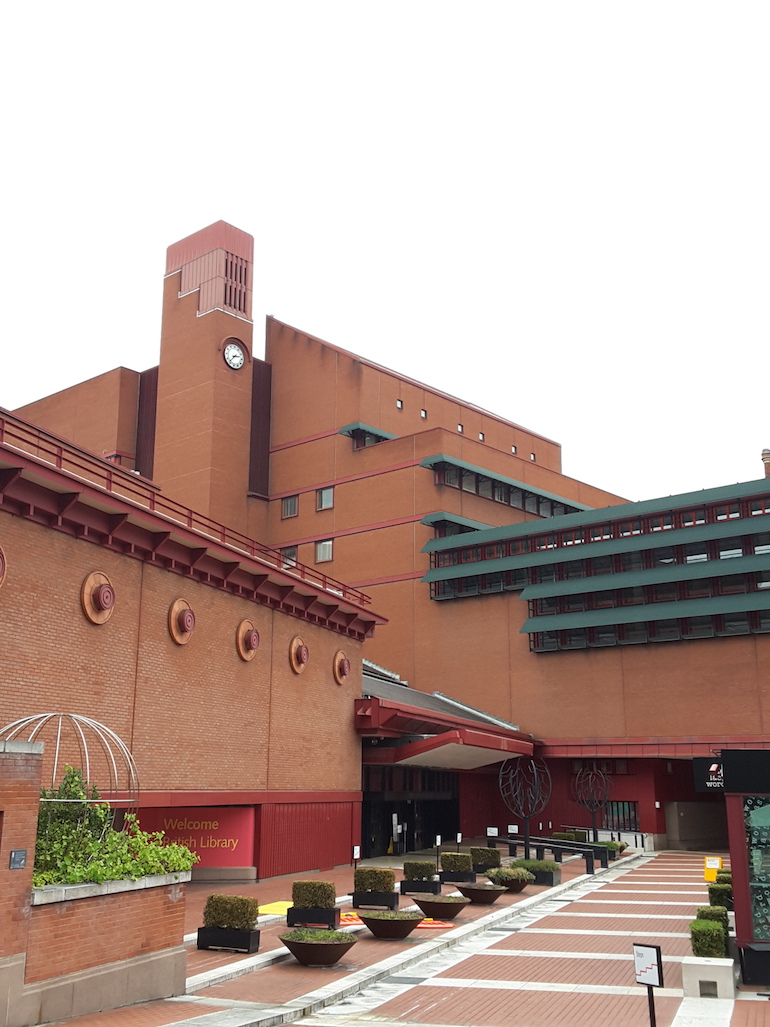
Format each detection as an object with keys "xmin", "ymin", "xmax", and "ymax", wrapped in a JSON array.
[{"xmin": 633, "ymin": 943, "xmax": 664, "ymax": 1027}]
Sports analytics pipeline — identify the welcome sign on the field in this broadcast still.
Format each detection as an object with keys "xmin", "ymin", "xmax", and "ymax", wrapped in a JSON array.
[{"xmin": 139, "ymin": 806, "xmax": 254, "ymax": 867}]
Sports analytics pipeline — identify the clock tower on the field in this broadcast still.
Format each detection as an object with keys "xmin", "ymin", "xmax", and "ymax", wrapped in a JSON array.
[{"xmin": 153, "ymin": 221, "xmax": 256, "ymax": 535}]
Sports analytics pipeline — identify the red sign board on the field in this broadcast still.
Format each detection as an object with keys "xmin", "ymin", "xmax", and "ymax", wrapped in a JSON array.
[{"xmin": 139, "ymin": 806, "xmax": 254, "ymax": 867}]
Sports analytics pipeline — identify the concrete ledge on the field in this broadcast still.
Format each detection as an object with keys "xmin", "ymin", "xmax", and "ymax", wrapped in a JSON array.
[
  {"xmin": 31, "ymin": 871, "xmax": 191, "ymax": 905},
  {"xmin": 192, "ymin": 866, "xmax": 257, "ymax": 882},
  {"xmin": 681, "ymin": 956, "xmax": 737, "ymax": 999}
]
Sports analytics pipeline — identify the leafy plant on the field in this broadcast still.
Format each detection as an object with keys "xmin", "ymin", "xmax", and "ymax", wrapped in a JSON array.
[
  {"xmin": 440, "ymin": 852, "xmax": 472, "ymax": 872},
  {"xmin": 511, "ymin": 859, "xmax": 560, "ymax": 872},
  {"xmin": 573, "ymin": 830, "xmax": 588, "ymax": 842},
  {"xmin": 291, "ymin": 880, "xmax": 336, "ymax": 908},
  {"xmin": 470, "ymin": 846, "xmax": 501, "ymax": 869},
  {"xmin": 357, "ymin": 910, "xmax": 423, "ymax": 920},
  {"xmin": 410, "ymin": 892, "xmax": 471, "ymax": 904},
  {"xmin": 403, "ymin": 860, "xmax": 435, "ymax": 880},
  {"xmin": 552, "ymin": 831, "xmax": 576, "ymax": 841},
  {"xmin": 697, "ymin": 904, "xmax": 729, "ymax": 935},
  {"xmin": 203, "ymin": 894, "xmax": 259, "ymax": 930},
  {"xmin": 354, "ymin": 867, "xmax": 395, "ymax": 891},
  {"xmin": 486, "ymin": 867, "xmax": 535, "ymax": 885},
  {"xmin": 33, "ymin": 767, "xmax": 197, "ymax": 886},
  {"xmin": 690, "ymin": 918, "xmax": 726, "ymax": 957},
  {"xmin": 280, "ymin": 928, "xmax": 353, "ymax": 943},
  {"xmin": 603, "ymin": 841, "xmax": 623, "ymax": 851},
  {"xmin": 708, "ymin": 883, "xmax": 733, "ymax": 908}
]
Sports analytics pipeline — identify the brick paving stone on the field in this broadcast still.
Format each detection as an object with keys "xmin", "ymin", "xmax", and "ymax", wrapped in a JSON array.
[
  {"xmin": 731, "ymin": 1004, "xmax": 770, "ymax": 1026},
  {"xmin": 372, "ymin": 984, "xmax": 681, "ymax": 1027},
  {"xmin": 433, "ymin": 952, "xmax": 684, "ymax": 989},
  {"xmin": 46, "ymin": 1000, "xmax": 227, "ymax": 1027},
  {"xmin": 534, "ymin": 914, "xmax": 695, "ymax": 932},
  {"xmin": 490, "ymin": 932, "xmax": 693, "ymax": 956}
]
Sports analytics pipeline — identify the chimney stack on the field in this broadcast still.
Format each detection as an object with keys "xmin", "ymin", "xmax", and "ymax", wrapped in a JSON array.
[{"xmin": 763, "ymin": 449, "xmax": 770, "ymax": 478}]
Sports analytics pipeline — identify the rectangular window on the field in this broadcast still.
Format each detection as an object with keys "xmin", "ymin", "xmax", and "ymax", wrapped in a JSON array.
[
  {"xmin": 396, "ymin": 399, "xmax": 403, "ymax": 409},
  {"xmin": 316, "ymin": 487, "xmax": 334, "ymax": 510},
  {"xmin": 315, "ymin": 539, "xmax": 333, "ymax": 562},
  {"xmin": 684, "ymin": 579, "xmax": 711, "ymax": 599},
  {"xmin": 478, "ymin": 432, "xmax": 485, "ymax": 441},
  {"xmin": 683, "ymin": 616, "xmax": 714, "ymax": 638},
  {"xmin": 280, "ymin": 546, "xmax": 297, "ymax": 569},
  {"xmin": 421, "ymin": 409, "xmax": 427, "ymax": 419},
  {"xmin": 457, "ymin": 424, "xmax": 464, "ymax": 433},
  {"xmin": 718, "ymin": 539, "xmax": 744, "ymax": 560},
  {"xmin": 282, "ymin": 495, "xmax": 298, "ymax": 518},
  {"xmin": 603, "ymin": 801, "xmax": 639, "ymax": 832},
  {"xmin": 684, "ymin": 542, "xmax": 709, "ymax": 563},
  {"xmin": 511, "ymin": 445, "xmax": 517, "ymax": 454}
]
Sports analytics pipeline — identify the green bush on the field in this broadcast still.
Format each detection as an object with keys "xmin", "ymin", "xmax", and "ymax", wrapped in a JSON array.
[
  {"xmin": 603, "ymin": 841, "xmax": 623, "ymax": 851},
  {"xmin": 708, "ymin": 883, "xmax": 733, "ymax": 908},
  {"xmin": 573, "ymin": 830, "xmax": 588, "ymax": 843},
  {"xmin": 511, "ymin": 859, "xmax": 560, "ymax": 872},
  {"xmin": 440, "ymin": 852, "xmax": 473, "ymax": 872},
  {"xmin": 403, "ymin": 860, "xmax": 435, "ymax": 880},
  {"xmin": 354, "ymin": 867, "xmax": 395, "ymax": 892},
  {"xmin": 292, "ymin": 880, "xmax": 336, "ymax": 908},
  {"xmin": 552, "ymin": 831, "xmax": 575, "ymax": 841},
  {"xmin": 470, "ymin": 846, "xmax": 501, "ymax": 869},
  {"xmin": 281, "ymin": 928, "xmax": 352, "ymax": 943},
  {"xmin": 716, "ymin": 872, "xmax": 732, "ymax": 884},
  {"xmin": 356, "ymin": 910, "xmax": 423, "ymax": 920},
  {"xmin": 33, "ymin": 767, "xmax": 197, "ymax": 887},
  {"xmin": 690, "ymin": 918, "xmax": 726, "ymax": 957},
  {"xmin": 203, "ymin": 894, "xmax": 259, "ymax": 930},
  {"xmin": 486, "ymin": 867, "xmax": 535, "ymax": 885},
  {"xmin": 697, "ymin": 904, "xmax": 729, "ymax": 935}
]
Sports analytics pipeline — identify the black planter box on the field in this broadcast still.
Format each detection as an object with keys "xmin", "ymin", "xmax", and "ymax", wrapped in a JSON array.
[
  {"xmin": 287, "ymin": 907, "xmax": 341, "ymax": 928},
  {"xmin": 439, "ymin": 871, "xmax": 477, "ymax": 884},
  {"xmin": 472, "ymin": 864, "xmax": 501, "ymax": 874},
  {"xmin": 531, "ymin": 868, "xmax": 561, "ymax": 887},
  {"xmin": 352, "ymin": 890, "xmax": 399, "ymax": 910},
  {"xmin": 400, "ymin": 880, "xmax": 442, "ymax": 895},
  {"xmin": 197, "ymin": 926, "xmax": 260, "ymax": 953}
]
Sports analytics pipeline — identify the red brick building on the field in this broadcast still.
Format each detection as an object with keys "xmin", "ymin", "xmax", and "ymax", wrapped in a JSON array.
[{"xmin": 6, "ymin": 220, "xmax": 770, "ymax": 873}]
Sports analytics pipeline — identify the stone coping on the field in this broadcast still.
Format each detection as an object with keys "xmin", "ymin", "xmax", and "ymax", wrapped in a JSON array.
[{"xmin": 32, "ymin": 871, "xmax": 191, "ymax": 905}]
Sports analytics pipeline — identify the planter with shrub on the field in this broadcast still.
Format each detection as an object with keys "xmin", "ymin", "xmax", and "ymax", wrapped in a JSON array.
[
  {"xmin": 287, "ymin": 880, "xmax": 340, "ymax": 929},
  {"xmin": 690, "ymin": 918, "xmax": 726, "ymax": 958},
  {"xmin": 708, "ymin": 882, "xmax": 734, "ymax": 911},
  {"xmin": 401, "ymin": 860, "xmax": 441, "ymax": 895},
  {"xmin": 470, "ymin": 846, "xmax": 501, "ymax": 873},
  {"xmin": 197, "ymin": 894, "xmax": 260, "ymax": 953},
  {"xmin": 352, "ymin": 867, "xmax": 399, "ymax": 909},
  {"xmin": 552, "ymin": 831, "xmax": 576, "ymax": 842},
  {"xmin": 439, "ymin": 851, "xmax": 476, "ymax": 884},
  {"xmin": 716, "ymin": 872, "xmax": 732, "ymax": 884},
  {"xmin": 357, "ymin": 910, "xmax": 424, "ymax": 939},
  {"xmin": 411, "ymin": 892, "xmax": 471, "ymax": 920},
  {"xmin": 511, "ymin": 859, "xmax": 561, "ymax": 886},
  {"xmin": 280, "ymin": 927, "xmax": 356, "ymax": 966},
  {"xmin": 603, "ymin": 841, "xmax": 623, "ymax": 860},
  {"xmin": 455, "ymin": 881, "xmax": 507, "ymax": 905},
  {"xmin": 485, "ymin": 867, "xmax": 535, "ymax": 893}
]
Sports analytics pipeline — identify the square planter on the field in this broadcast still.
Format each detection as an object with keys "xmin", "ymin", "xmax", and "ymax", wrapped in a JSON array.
[
  {"xmin": 197, "ymin": 926, "xmax": 260, "ymax": 953},
  {"xmin": 531, "ymin": 868, "xmax": 561, "ymax": 886},
  {"xmin": 352, "ymin": 890, "xmax": 399, "ymax": 910},
  {"xmin": 400, "ymin": 880, "xmax": 442, "ymax": 895},
  {"xmin": 439, "ymin": 871, "xmax": 477, "ymax": 884},
  {"xmin": 287, "ymin": 907, "xmax": 341, "ymax": 929}
]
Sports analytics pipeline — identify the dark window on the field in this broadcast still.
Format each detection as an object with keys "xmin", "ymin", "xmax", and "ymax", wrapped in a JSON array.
[
  {"xmin": 282, "ymin": 495, "xmax": 298, "ymax": 518},
  {"xmin": 603, "ymin": 801, "xmax": 639, "ymax": 831}
]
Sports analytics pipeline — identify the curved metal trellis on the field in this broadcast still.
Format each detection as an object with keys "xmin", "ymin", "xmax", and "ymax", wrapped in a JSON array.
[
  {"xmin": 499, "ymin": 757, "xmax": 552, "ymax": 859},
  {"xmin": 572, "ymin": 765, "xmax": 612, "ymax": 842}
]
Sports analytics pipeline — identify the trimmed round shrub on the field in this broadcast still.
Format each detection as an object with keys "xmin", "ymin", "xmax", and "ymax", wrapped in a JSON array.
[
  {"xmin": 440, "ymin": 852, "xmax": 473, "ymax": 872},
  {"xmin": 203, "ymin": 894, "xmax": 259, "ymax": 930},
  {"xmin": 697, "ymin": 904, "xmax": 729, "ymax": 934},
  {"xmin": 511, "ymin": 859, "xmax": 560, "ymax": 872},
  {"xmin": 354, "ymin": 867, "xmax": 395, "ymax": 892},
  {"xmin": 573, "ymin": 830, "xmax": 588, "ymax": 843},
  {"xmin": 708, "ymin": 883, "xmax": 733, "ymax": 908},
  {"xmin": 690, "ymin": 918, "xmax": 726, "ymax": 957},
  {"xmin": 716, "ymin": 872, "xmax": 732, "ymax": 884},
  {"xmin": 292, "ymin": 880, "xmax": 336, "ymax": 908},
  {"xmin": 486, "ymin": 867, "xmax": 535, "ymax": 885},
  {"xmin": 403, "ymin": 860, "xmax": 435, "ymax": 881},
  {"xmin": 470, "ymin": 846, "xmax": 501, "ymax": 869}
]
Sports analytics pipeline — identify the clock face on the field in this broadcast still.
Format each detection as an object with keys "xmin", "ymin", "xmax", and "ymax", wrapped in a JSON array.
[{"xmin": 223, "ymin": 342, "xmax": 245, "ymax": 369}]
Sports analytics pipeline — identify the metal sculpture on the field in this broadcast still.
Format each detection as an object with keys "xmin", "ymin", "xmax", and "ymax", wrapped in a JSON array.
[
  {"xmin": 499, "ymin": 757, "xmax": 552, "ymax": 859},
  {"xmin": 572, "ymin": 764, "xmax": 612, "ymax": 842}
]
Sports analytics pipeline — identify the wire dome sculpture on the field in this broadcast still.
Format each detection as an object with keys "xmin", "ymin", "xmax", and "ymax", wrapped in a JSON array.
[
  {"xmin": 572, "ymin": 764, "xmax": 612, "ymax": 842},
  {"xmin": 499, "ymin": 757, "xmax": 552, "ymax": 819},
  {"xmin": 0, "ymin": 713, "xmax": 140, "ymax": 816}
]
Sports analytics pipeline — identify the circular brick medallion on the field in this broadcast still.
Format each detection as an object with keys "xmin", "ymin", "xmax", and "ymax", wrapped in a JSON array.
[
  {"xmin": 236, "ymin": 620, "xmax": 260, "ymax": 661},
  {"xmin": 0, "ymin": 545, "xmax": 6, "ymax": 590},
  {"xmin": 168, "ymin": 599, "xmax": 195, "ymax": 645},
  {"xmin": 81, "ymin": 572, "xmax": 115, "ymax": 625},
  {"xmin": 333, "ymin": 650, "xmax": 351, "ymax": 685},
  {"xmin": 289, "ymin": 635, "xmax": 310, "ymax": 674}
]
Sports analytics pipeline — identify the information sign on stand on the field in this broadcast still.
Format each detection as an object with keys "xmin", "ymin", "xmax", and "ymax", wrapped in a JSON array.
[
  {"xmin": 633, "ymin": 943, "xmax": 663, "ymax": 1027},
  {"xmin": 704, "ymin": 856, "xmax": 722, "ymax": 882}
]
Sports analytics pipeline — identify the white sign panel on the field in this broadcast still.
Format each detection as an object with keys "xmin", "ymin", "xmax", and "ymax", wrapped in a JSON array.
[
  {"xmin": 487, "ymin": 826, "xmax": 499, "ymax": 837},
  {"xmin": 633, "ymin": 944, "xmax": 663, "ymax": 987},
  {"xmin": 352, "ymin": 845, "xmax": 360, "ymax": 860}
]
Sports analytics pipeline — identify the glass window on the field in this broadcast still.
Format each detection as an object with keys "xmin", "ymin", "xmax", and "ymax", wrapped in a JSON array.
[
  {"xmin": 652, "ymin": 582, "xmax": 677, "ymax": 602},
  {"xmin": 461, "ymin": 470, "xmax": 477, "ymax": 493},
  {"xmin": 620, "ymin": 586, "xmax": 645, "ymax": 606},
  {"xmin": 478, "ymin": 477, "xmax": 493, "ymax": 499},
  {"xmin": 420, "ymin": 408, "xmax": 427, "ymax": 418},
  {"xmin": 754, "ymin": 534, "xmax": 770, "ymax": 556},
  {"xmin": 396, "ymin": 399, "xmax": 403, "ymax": 409},
  {"xmin": 681, "ymin": 508, "xmax": 706, "ymax": 527},
  {"xmin": 280, "ymin": 546, "xmax": 297, "ymax": 569},
  {"xmin": 591, "ymin": 556, "xmax": 613, "ymax": 575},
  {"xmin": 315, "ymin": 539, "xmax": 333, "ymax": 562},
  {"xmin": 684, "ymin": 542, "xmax": 709, "ymax": 563},
  {"xmin": 494, "ymin": 481, "xmax": 509, "ymax": 503},
  {"xmin": 536, "ymin": 597, "xmax": 557, "ymax": 615},
  {"xmin": 524, "ymin": 493, "xmax": 538, "ymax": 513},
  {"xmin": 757, "ymin": 572, "xmax": 770, "ymax": 591},
  {"xmin": 443, "ymin": 465, "xmax": 460, "ymax": 487},
  {"xmin": 651, "ymin": 619, "xmax": 680, "ymax": 641},
  {"xmin": 563, "ymin": 594, "xmax": 585, "ymax": 612},
  {"xmin": 719, "ymin": 574, "xmax": 746, "ymax": 595},
  {"xmin": 683, "ymin": 616, "xmax": 714, "ymax": 638},
  {"xmin": 590, "ymin": 625, "xmax": 617, "ymax": 646},
  {"xmin": 719, "ymin": 539, "xmax": 744, "ymax": 560},
  {"xmin": 316, "ymin": 487, "xmax": 334, "ymax": 510},
  {"xmin": 618, "ymin": 551, "xmax": 643, "ymax": 573},
  {"xmin": 650, "ymin": 514, "xmax": 673, "ymax": 531},
  {"xmin": 532, "ymin": 631, "xmax": 558, "ymax": 651},
  {"xmin": 511, "ymin": 445, "xmax": 517, "ymax": 454},
  {"xmin": 563, "ymin": 628, "xmax": 587, "ymax": 649},
  {"xmin": 478, "ymin": 432, "xmax": 485, "ymax": 441},
  {"xmin": 716, "ymin": 504, "xmax": 741, "ymax": 521},
  {"xmin": 719, "ymin": 613, "xmax": 750, "ymax": 635},
  {"xmin": 282, "ymin": 495, "xmax": 298, "ymax": 518},
  {"xmin": 619, "ymin": 622, "xmax": 648, "ymax": 644},
  {"xmin": 457, "ymin": 424, "xmax": 464, "ymax": 433},
  {"xmin": 684, "ymin": 579, "xmax": 711, "ymax": 599},
  {"xmin": 652, "ymin": 547, "xmax": 675, "ymax": 566}
]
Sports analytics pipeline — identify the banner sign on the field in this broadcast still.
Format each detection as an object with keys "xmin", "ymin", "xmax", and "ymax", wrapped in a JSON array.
[
  {"xmin": 139, "ymin": 806, "xmax": 254, "ymax": 867},
  {"xmin": 693, "ymin": 757, "xmax": 724, "ymax": 792}
]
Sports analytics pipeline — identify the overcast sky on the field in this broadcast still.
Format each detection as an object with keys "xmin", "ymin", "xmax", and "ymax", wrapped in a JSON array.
[{"xmin": 2, "ymin": 2, "xmax": 768, "ymax": 505}]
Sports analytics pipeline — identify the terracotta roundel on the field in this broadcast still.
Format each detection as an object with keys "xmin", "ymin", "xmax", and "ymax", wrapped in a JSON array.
[
  {"xmin": 236, "ymin": 620, "xmax": 260, "ymax": 662},
  {"xmin": 333, "ymin": 650, "xmax": 352, "ymax": 685},
  {"xmin": 168, "ymin": 598, "xmax": 196, "ymax": 645},
  {"xmin": 81, "ymin": 572, "xmax": 115, "ymax": 625},
  {"xmin": 289, "ymin": 635, "xmax": 310, "ymax": 674},
  {"xmin": 0, "ymin": 545, "xmax": 6, "ymax": 590}
]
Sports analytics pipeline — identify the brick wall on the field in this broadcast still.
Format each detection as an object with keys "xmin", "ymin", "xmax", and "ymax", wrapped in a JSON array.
[{"xmin": 0, "ymin": 743, "xmax": 41, "ymax": 961}]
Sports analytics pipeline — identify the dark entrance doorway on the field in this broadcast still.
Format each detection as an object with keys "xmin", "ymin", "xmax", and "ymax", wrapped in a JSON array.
[{"xmin": 361, "ymin": 765, "xmax": 459, "ymax": 858}]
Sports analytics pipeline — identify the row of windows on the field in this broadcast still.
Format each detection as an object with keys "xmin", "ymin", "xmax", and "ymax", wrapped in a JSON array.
[
  {"xmin": 530, "ymin": 571, "xmax": 770, "ymax": 616},
  {"xmin": 280, "ymin": 539, "xmax": 333, "ymax": 567},
  {"xmin": 530, "ymin": 610, "xmax": 770, "ymax": 651},
  {"xmin": 571, "ymin": 759, "xmax": 631, "ymax": 775},
  {"xmin": 432, "ymin": 494, "xmax": 770, "ymax": 566},
  {"xmin": 434, "ymin": 463, "xmax": 580, "ymax": 519},
  {"xmin": 281, "ymin": 487, "xmax": 334, "ymax": 519}
]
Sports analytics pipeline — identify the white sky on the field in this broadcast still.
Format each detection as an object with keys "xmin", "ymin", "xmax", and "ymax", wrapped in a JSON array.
[{"xmin": 2, "ymin": 2, "xmax": 768, "ymax": 504}]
